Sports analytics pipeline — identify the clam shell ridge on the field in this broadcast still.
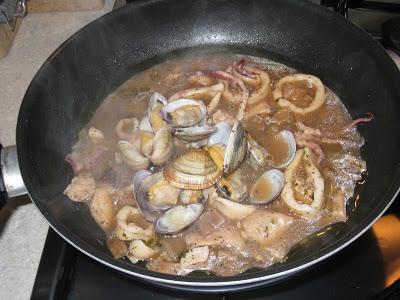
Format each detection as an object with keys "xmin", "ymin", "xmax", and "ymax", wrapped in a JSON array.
[{"xmin": 164, "ymin": 149, "xmax": 222, "ymax": 189}]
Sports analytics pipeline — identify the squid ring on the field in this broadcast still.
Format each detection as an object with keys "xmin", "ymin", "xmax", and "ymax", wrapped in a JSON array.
[
  {"xmin": 281, "ymin": 147, "xmax": 324, "ymax": 216},
  {"xmin": 273, "ymin": 74, "xmax": 325, "ymax": 114}
]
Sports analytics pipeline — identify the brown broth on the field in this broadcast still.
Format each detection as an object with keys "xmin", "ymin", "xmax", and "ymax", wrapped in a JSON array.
[{"xmin": 66, "ymin": 53, "xmax": 366, "ymax": 276}]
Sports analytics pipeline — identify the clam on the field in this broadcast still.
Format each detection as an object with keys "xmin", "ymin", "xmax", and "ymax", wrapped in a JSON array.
[
  {"xmin": 140, "ymin": 131, "xmax": 154, "ymax": 157},
  {"xmin": 271, "ymin": 130, "xmax": 296, "ymax": 168},
  {"xmin": 139, "ymin": 116, "xmax": 153, "ymax": 133},
  {"xmin": 249, "ymin": 169, "xmax": 285, "ymax": 204},
  {"xmin": 174, "ymin": 126, "xmax": 217, "ymax": 142},
  {"xmin": 179, "ymin": 189, "xmax": 208, "ymax": 205},
  {"xmin": 161, "ymin": 99, "xmax": 207, "ymax": 128},
  {"xmin": 154, "ymin": 203, "xmax": 204, "ymax": 234},
  {"xmin": 216, "ymin": 170, "xmax": 247, "ymax": 202},
  {"xmin": 223, "ymin": 121, "xmax": 247, "ymax": 176},
  {"xmin": 150, "ymin": 127, "xmax": 174, "ymax": 166},
  {"xmin": 207, "ymin": 122, "xmax": 231, "ymax": 146},
  {"xmin": 118, "ymin": 140, "xmax": 150, "ymax": 170},
  {"xmin": 164, "ymin": 148, "xmax": 222, "ymax": 189},
  {"xmin": 148, "ymin": 92, "xmax": 168, "ymax": 132},
  {"xmin": 247, "ymin": 134, "xmax": 270, "ymax": 167},
  {"xmin": 205, "ymin": 143, "xmax": 225, "ymax": 171},
  {"xmin": 135, "ymin": 171, "xmax": 180, "ymax": 221},
  {"xmin": 133, "ymin": 170, "xmax": 157, "ymax": 222}
]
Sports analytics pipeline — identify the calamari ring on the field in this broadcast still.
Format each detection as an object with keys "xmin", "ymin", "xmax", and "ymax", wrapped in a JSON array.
[
  {"xmin": 281, "ymin": 147, "xmax": 324, "ymax": 216},
  {"xmin": 273, "ymin": 74, "xmax": 325, "ymax": 114}
]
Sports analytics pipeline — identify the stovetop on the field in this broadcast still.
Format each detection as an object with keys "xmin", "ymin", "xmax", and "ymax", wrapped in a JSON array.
[{"xmin": 31, "ymin": 1, "xmax": 400, "ymax": 299}]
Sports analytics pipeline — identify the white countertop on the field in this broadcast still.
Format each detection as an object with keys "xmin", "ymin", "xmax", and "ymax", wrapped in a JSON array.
[{"xmin": 0, "ymin": 2, "xmax": 114, "ymax": 299}]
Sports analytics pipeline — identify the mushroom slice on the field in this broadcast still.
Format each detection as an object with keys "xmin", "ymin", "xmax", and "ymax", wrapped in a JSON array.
[
  {"xmin": 64, "ymin": 172, "xmax": 95, "ymax": 202},
  {"xmin": 273, "ymin": 74, "xmax": 325, "ymax": 114},
  {"xmin": 118, "ymin": 140, "xmax": 150, "ymax": 170},
  {"xmin": 211, "ymin": 196, "xmax": 256, "ymax": 220},
  {"xmin": 150, "ymin": 127, "xmax": 174, "ymax": 166},
  {"xmin": 129, "ymin": 240, "xmax": 160, "ymax": 260},
  {"xmin": 148, "ymin": 92, "xmax": 168, "ymax": 132},
  {"xmin": 223, "ymin": 121, "xmax": 247, "ymax": 176},
  {"xmin": 180, "ymin": 246, "xmax": 210, "ymax": 269},
  {"xmin": 240, "ymin": 210, "xmax": 293, "ymax": 247},
  {"xmin": 155, "ymin": 203, "xmax": 204, "ymax": 234},
  {"xmin": 281, "ymin": 147, "xmax": 324, "ymax": 216},
  {"xmin": 161, "ymin": 99, "xmax": 207, "ymax": 128},
  {"xmin": 249, "ymin": 169, "xmax": 285, "ymax": 204}
]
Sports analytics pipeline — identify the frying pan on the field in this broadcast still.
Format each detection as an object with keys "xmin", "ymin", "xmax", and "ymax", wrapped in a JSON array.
[{"xmin": 1, "ymin": 0, "xmax": 400, "ymax": 292}]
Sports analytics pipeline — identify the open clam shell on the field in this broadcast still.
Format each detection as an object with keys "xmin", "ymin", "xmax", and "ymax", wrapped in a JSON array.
[
  {"xmin": 271, "ymin": 130, "xmax": 296, "ymax": 169},
  {"xmin": 161, "ymin": 99, "xmax": 207, "ymax": 128},
  {"xmin": 249, "ymin": 169, "xmax": 285, "ymax": 204},
  {"xmin": 207, "ymin": 122, "xmax": 231, "ymax": 146},
  {"xmin": 148, "ymin": 92, "xmax": 168, "ymax": 132},
  {"xmin": 154, "ymin": 203, "xmax": 204, "ymax": 234},
  {"xmin": 133, "ymin": 170, "xmax": 158, "ymax": 222},
  {"xmin": 174, "ymin": 126, "xmax": 217, "ymax": 142},
  {"xmin": 247, "ymin": 134, "xmax": 270, "ymax": 167},
  {"xmin": 216, "ymin": 170, "xmax": 247, "ymax": 202},
  {"xmin": 223, "ymin": 121, "xmax": 247, "ymax": 176},
  {"xmin": 139, "ymin": 116, "xmax": 153, "ymax": 133},
  {"xmin": 164, "ymin": 148, "xmax": 222, "ymax": 189},
  {"xmin": 135, "ymin": 171, "xmax": 180, "ymax": 221}
]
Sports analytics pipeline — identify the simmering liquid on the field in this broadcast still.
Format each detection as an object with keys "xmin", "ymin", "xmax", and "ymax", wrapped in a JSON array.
[{"xmin": 63, "ymin": 53, "xmax": 367, "ymax": 276}]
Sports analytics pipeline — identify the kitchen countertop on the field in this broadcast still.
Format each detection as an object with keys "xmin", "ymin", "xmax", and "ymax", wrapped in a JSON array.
[{"xmin": 0, "ymin": 2, "xmax": 115, "ymax": 299}]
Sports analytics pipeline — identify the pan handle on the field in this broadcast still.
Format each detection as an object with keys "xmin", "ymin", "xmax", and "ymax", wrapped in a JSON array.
[{"xmin": 0, "ymin": 144, "xmax": 28, "ymax": 207}]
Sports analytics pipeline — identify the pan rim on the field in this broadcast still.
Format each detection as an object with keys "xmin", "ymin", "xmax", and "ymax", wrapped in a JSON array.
[{"xmin": 16, "ymin": 0, "xmax": 400, "ymax": 288}]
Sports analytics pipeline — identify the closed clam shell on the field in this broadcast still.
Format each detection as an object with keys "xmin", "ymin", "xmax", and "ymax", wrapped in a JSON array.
[
  {"xmin": 223, "ymin": 121, "xmax": 247, "ymax": 176},
  {"xmin": 250, "ymin": 169, "xmax": 285, "ymax": 204},
  {"xmin": 164, "ymin": 148, "xmax": 222, "ymax": 189},
  {"xmin": 161, "ymin": 99, "xmax": 207, "ymax": 128},
  {"xmin": 154, "ymin": 203, "xmax": 204, "ymax": 234}
]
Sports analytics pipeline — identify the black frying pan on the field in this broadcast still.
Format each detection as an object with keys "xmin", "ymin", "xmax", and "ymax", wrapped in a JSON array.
[{"xmin": 4, "ymin": 0, "xmax": 400, "ymax": 292}]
